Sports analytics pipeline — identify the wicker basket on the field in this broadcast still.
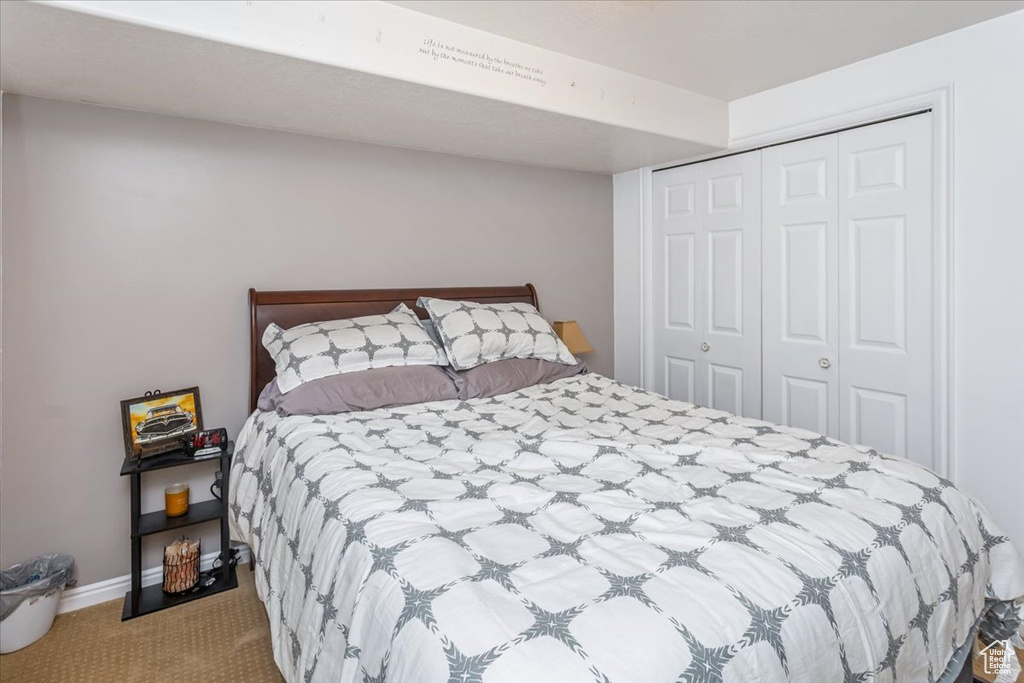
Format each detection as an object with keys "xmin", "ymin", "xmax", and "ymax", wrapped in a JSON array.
[{"xmin": 163, "ymin": 538, "xmax": 200, "ymax": 595}]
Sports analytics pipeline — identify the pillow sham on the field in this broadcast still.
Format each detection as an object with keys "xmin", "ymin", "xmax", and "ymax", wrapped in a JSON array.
[
  {"xmin": 257, "ymin": 365, "xmax": 458, "ymax": 416},
  {"xmin": 416, "ymin": 297, "xmax": 577, "ymax": 371},
  {"xmin": 388, "ymin": 303, "xmax": 443, "ymax": 347},
  {"xmin": 448, "ymin": 358, "xmax": 587, "ymax": 400},
  {"xmin": 421, "ymin": 318, "xmax": 442, "ymax": 347},
  {"xmin": 263, "ymin": 305, "xmax": 447, "ymax": 393}
]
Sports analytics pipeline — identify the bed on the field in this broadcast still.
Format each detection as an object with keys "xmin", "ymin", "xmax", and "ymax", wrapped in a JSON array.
[{"xmin": 230, "ymin": 285, "xmax": 1024, "ymax": 683}]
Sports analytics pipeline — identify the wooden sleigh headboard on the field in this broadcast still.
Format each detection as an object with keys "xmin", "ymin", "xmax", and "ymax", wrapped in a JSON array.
[{"xmin": 248, "ymin": 284, "xmax": 539, "ymax": 412}]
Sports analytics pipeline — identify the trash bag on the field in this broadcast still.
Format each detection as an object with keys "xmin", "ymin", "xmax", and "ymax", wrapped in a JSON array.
[{"xmin": 0, "ymin": 554, "xmax": 74, "ymax": 621}]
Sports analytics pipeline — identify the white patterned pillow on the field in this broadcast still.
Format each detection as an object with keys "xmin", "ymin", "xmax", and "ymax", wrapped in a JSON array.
[
  {"xmin": 417, "ymin": 297, "xmax": 576, "ymax": 371},
  {"xmin": 263, "ymin": 304, "xmax": 448, "ymax": 393}
]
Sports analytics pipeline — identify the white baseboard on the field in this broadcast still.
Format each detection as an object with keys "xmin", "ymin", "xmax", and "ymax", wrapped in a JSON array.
[{"xmin": 57, "ymin": 545, "xmax": 250, "ymax": 615}]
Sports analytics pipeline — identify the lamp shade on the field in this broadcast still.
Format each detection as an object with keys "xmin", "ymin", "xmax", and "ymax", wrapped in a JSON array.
[{"xmin": 552, "ymin": 320, "xmax": 594, "ymax": 355}]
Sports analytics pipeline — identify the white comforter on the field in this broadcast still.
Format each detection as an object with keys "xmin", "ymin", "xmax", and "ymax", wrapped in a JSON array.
[{"xmin": 229, "ymin": 373, "xmax": 1024, "ymax": 683}]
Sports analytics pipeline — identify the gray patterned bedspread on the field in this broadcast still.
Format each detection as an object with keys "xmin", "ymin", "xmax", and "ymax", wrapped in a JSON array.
[{"xmin": 229, "ymin": 373, "xmax": 1024, "ymax": 683}]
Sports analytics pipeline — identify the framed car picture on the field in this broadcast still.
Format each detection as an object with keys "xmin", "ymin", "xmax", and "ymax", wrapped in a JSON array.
[{"xmin": 120, "ymin": 387, "xmax": 203, "ymax": 459}]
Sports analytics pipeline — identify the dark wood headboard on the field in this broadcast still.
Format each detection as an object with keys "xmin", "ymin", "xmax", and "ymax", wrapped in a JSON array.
[{"xmin": 249, "ymin": 284, "xmax": 539, "ymax": 412}]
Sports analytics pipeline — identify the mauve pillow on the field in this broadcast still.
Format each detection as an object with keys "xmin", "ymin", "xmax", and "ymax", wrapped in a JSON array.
[
  {"xmin": 449, "ymin": 358, "xmax": 587, "ymax": 400},
  {"xmin": 258, "ymin": 365, "xmax": 458, "ymax": 416}
]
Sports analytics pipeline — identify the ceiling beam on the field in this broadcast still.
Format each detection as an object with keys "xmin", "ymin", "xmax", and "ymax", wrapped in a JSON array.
[{"xmin": 0, "ymin": 1, "xmax": 729, "ymax": 173}]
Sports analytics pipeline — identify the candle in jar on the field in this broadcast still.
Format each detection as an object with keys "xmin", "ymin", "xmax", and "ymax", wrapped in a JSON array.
[{"xmin": 165, "ymin": 483, "xmax": 189, "ymax": 517}]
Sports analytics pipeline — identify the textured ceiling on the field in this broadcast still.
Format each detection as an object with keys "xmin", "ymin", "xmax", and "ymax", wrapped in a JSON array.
[
  {"xmin": 389, "ymin": 0, "xmax": 1024, "ymax": 99},
  {"xmin": 2, "ymin": 1, "xmax": 1020, "ymax": 174},
  {"xmin": 0, "ymin": 1, "xmax": 719, "ymax": 174}
]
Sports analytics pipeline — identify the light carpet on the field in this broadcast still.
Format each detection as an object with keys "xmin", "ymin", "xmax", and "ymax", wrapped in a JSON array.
[{"xmin": 0, "ymin": 568, "xmax": 283, "ymax": 682}]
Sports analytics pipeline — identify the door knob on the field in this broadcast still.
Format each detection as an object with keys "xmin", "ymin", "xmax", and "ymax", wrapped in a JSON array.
[
  {"xmin": 819, "ymin": 357, "xmax": 831, "ymax": 369},
  {"xmin": 701, "ymin": 342, "xmax": 710, "ymax": 352}
]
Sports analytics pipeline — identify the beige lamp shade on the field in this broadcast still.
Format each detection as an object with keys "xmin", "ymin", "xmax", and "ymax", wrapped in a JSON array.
[{"xmin": 553, "ymin": 320, "xmax": 594, "ymax": 355}]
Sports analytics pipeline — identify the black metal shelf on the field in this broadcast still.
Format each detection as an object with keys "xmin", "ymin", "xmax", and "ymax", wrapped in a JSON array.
[
  {"xmin": 120, "ymin": 447, "xmax": 228, "ymax": 476},
  {"xmin": 120, "ymin": 564, "xmax": 237, "ymax": 621},
  {"xmin": 120, "ymin": 442, "xmax": 236, "ymax": 620},
  {"xmin": 136, "ymin": 499, "xmax": 224, "ymax": 538}
]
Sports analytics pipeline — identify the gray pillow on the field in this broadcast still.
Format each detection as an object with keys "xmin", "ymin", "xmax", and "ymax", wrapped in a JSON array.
[
  {"xmin": 263, "ymin": 304, "xmax": 447, "ymax": 394},
  {"xmin": 448, "ymin": 358, "xmax": 587, "ymax": 400},
  {"xmin": 420, "ymin": 318, "xmax": 442, "ymax": 347},
  {"xmin": 258, "ymin": 365, "xmax": 458, "ymax": 416},
  {"xmin": 417, "ymin": 297, "xmax": 577, "ymax": 371}
]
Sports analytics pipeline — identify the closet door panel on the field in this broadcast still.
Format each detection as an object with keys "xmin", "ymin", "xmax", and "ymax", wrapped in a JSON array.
[
  {"xmin": 762, "ymin": 136, "xmax": 839, "ymax": 436},
  {"xmin": 699, "ymin": 152, "xmax": 762, "ymax": 417},
  {"xmin": 838, "ymin": 114, "xmax": 933, "ymax": 465},
  {"xmin": 651, "ymin": 165, "xmax": 702, "ymax": 404}
]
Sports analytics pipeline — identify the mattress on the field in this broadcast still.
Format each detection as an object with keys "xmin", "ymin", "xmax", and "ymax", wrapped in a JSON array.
[{"xmin": 229, "ymin": 373, "xmax": 1024, "ymax": 682}]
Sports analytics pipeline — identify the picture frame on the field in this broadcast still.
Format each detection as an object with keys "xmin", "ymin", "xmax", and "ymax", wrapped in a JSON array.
[{"xmin": 120, "ymin": 387, "xmax": 203, "ymax": 459}]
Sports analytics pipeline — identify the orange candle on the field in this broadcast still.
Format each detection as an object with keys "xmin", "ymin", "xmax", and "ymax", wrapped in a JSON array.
[{"xmin": 165, "ymin": 483, "xmax": 189, "ymax": 517}]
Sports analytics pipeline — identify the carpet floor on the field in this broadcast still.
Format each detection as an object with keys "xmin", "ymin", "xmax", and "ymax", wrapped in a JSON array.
[{"xmin": 0, "ymin": 567, "xmax": 283, "ymax": 682}]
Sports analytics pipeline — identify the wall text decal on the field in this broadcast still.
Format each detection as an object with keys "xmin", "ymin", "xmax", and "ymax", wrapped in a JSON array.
[{"xmin": 420, "ymin": 38, "xmax": 547, "ymax": 87}]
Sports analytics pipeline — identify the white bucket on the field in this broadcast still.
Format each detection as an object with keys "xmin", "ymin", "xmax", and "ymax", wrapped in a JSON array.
[{"xmin": 0, "ymin": 585, "xmax": 63, "ymax": 653}]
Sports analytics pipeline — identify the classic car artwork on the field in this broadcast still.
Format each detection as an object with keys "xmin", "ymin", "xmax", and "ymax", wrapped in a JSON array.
[
  {"xmin": 120, "ymin": 387, "xmax": 203, "ymax": 459},
  {"xmin": 135, "ymin": 404, "xmax": 195, "ymax": 443}
]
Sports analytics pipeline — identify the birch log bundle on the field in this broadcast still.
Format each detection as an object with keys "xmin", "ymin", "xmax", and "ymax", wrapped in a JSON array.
[{"xmin": 163, "ymin": 538, "xmax": 200, "ymax": 594}]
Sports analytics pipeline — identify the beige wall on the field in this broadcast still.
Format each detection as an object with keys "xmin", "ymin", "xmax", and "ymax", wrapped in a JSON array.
[{"xmin": 0, "ymin": 95, "xmax": 613, "ymax": 585}]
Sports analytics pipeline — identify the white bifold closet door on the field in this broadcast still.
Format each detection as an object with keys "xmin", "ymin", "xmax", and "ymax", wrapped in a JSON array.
[
  {"xmin": 763, "ymin": 113, "xmax": 934, "ymax": 463},
  {"xmin": 762, "ymin": 135, "xmax": 840, "ymax": 435},
  {"xmin": 651, "ymin": 151, "xmax": 762, "ymax": 417}
]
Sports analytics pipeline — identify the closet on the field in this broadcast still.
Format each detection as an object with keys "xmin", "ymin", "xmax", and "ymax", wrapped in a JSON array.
[
  {"xmin": 650, "ymin": 113, "xmax": 934, "ymax": 462},
  {"xmin": 650, "ymin": 151, "xmax": 762, "ymax": 417}
]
